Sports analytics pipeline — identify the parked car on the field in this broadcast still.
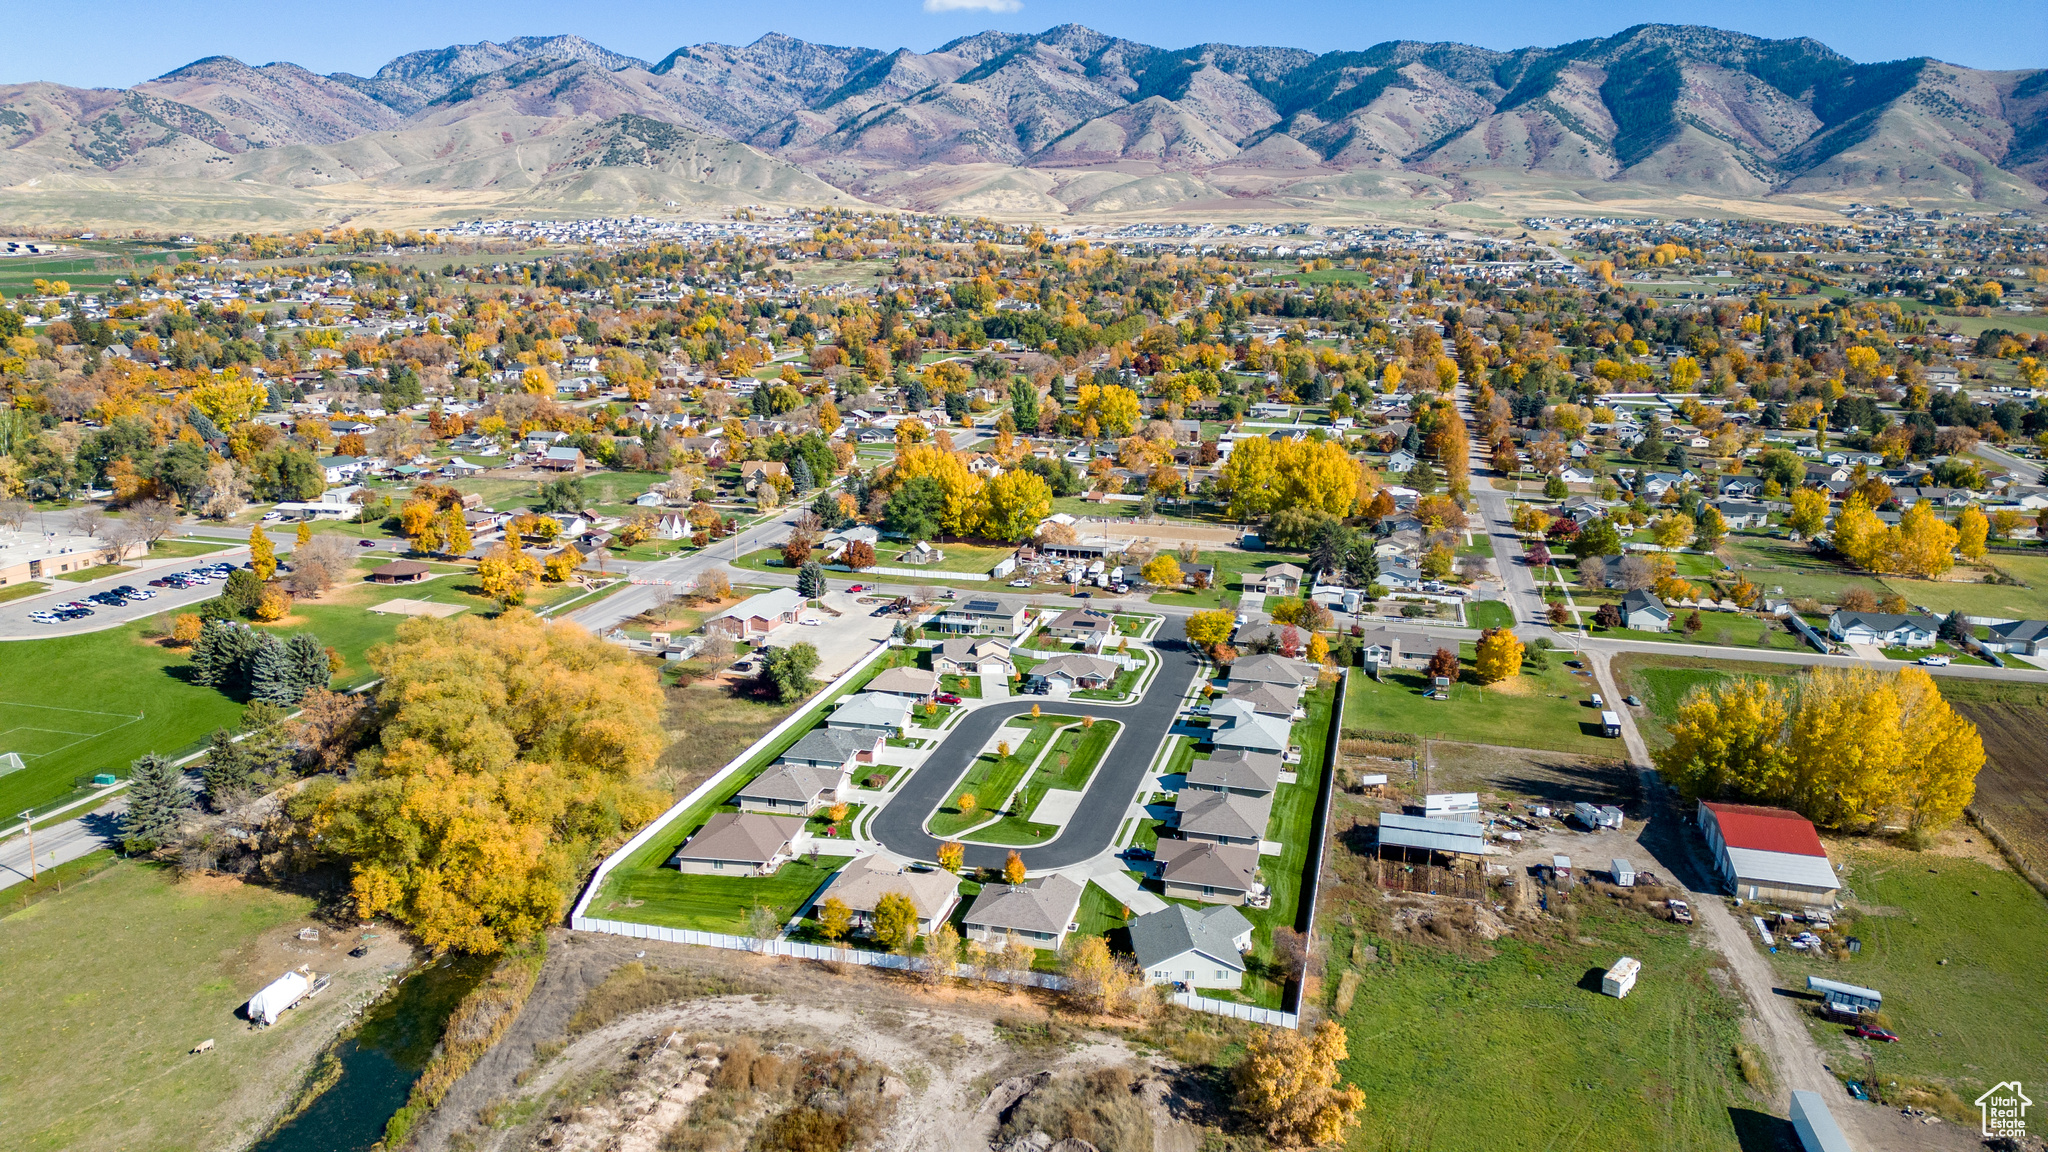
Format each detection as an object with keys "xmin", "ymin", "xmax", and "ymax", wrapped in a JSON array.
[
  {"xmin": 798, "ymin": 618, "xmax": 820, "ymax": 626},
  {"xmin": 934, "ymin": 693, "xmax": 962, "ymax": 705},
  {"xmin": 1074, "ymin": 591, "xmax": 1092, "ymax": 598},
  {"xmin": 1008, "ymin": 579, "xmax": 1032, "ymax": 587},
  {"xmin": 357, "ymin": 539, "xmax": 378, "ymax": 547},
  {"xmin": 1845, "ymin": 1081, "xmax": 1870, "ymax": 1101},
  {"xmin": 1850, "ymin": 1025, "xmax": 1900, "ymax": 1043},
  {"xmin": 847, "ymin": 584, "xmax": 865, "ymax": 593},
  {"xmin": 1918, "ymin": 655, "xmax": 1950, "ymax": 667},
  {"xmin": 1124, "ymin": 846, "xmax": 1153, "ymax": 861}
]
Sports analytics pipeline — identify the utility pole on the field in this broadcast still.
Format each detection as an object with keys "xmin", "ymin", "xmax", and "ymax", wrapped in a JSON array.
[{"xmin": 20, "ymin": 809, "xmax": 35, "ymax": 883}]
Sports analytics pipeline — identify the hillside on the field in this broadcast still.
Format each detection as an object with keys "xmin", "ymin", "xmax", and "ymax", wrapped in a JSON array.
[{"xmin": 0, "ymin": 22, "xmax": 2041, "ymax": 226}]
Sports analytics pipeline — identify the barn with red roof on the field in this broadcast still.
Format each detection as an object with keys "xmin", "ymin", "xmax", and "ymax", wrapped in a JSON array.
[{"xmin": 1697, "ymin": 801, "xmax": 1841, "ymax": 906}]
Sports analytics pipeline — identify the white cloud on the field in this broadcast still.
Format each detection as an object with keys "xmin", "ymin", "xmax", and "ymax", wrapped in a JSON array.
[{"xmin": 923, "ymin": 0, "xmax": 1022, "ymax": 12}]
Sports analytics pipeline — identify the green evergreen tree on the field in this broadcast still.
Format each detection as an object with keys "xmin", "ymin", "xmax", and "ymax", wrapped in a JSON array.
[
  {"xmin": 223, "ymin": 569, "xmax": 265, "ymax": 615},
  {"xmin": 199, "ymin": 728, "xmax": 251, "ymax": 803},
  {"xmin": 797, "ymin": 560, "xmax": 826, "ymax": 598},
  {"xmin": 121, "ymin": 753, "xmax": 192, "ymax": 853},
  {"xmin": 789, "ymin": 456, "xmax": 815, "ymax": 495},
  {"xmin": 284, "ymin": 633, "xmax": 330, "ymax": 700},
  {"xmin": 249, "ymin": 633, "xmax": 296, "ymax": 705}
]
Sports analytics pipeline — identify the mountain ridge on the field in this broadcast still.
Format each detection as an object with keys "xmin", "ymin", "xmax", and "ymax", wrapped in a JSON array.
[{"xmin": 1, "ymin": 23, "xmax": 2042, "ymax": 224}]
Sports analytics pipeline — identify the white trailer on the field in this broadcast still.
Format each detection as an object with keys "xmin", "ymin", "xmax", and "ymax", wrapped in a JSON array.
[
  {"xmin": 1790, "ymin": 1090, "xmax": 1853, "ymax": 1152},
  {"xmin": 246, "ymin": 968, "xmax": 313, "ymax": 1026},
  {"xmin": 1611, "ymin": 858, "xmax": 1636, "ymax": 886},
  {"xmin": 1602, "ymin": 956, "xmax": 1640, "ymax": 999}
]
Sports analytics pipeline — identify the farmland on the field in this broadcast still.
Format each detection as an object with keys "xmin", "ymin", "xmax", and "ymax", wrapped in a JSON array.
[{"xmin": 1951, "ymin": 699, "xmax": 2048, "ymax": 878}]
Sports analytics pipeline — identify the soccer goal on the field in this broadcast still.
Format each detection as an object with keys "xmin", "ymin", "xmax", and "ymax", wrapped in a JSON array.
[{"xmin": 0, "ymin": 752, "xmax": 25, "ymax": 779}]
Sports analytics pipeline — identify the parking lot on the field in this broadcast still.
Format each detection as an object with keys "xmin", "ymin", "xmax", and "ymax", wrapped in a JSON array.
[{"xmin": 0, "ymin": 549, "xmax": 257, "ymax": 638}]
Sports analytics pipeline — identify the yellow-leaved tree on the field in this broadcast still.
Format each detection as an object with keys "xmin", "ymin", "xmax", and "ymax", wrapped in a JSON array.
[
  {"xmin": 1233, "ymin": 1020, "xmax": 1366, "ymax": 1148},
  {"xmin": 1786, "ymin": 488, "xmax": 1829, "ymax": 541},
  {"xmin": 477, "ymin": 542, "xmax": 542, "ymax": 605},
  {"xmin": 1955, "ymin": 504, "xmax": 1989, "ymax": 564},
  {"xmin": 311, "ymin": 611, "xmax": 667, "ymax": 953},
  {"xmin": 1655, "ymin": 676, "xmax": 1795, "ymax": 802},
  {"xmin": 1184, "ymin": 609, "xmax": 1235, "ymax": 654},
  {"xmin": 248, "ymin": 523, "xmax": 277, "ymax": 581},
  {"xmin": 1141, "ymin": 554, "xmax": 1182, "ymax": 587},
  {"xmin": 978, "ymin": 468, "xmax": 1052, "ymax": 542},
  {"xmin": 1472, "ymin": 628, "xmax": 1522, "ymax": 684}
]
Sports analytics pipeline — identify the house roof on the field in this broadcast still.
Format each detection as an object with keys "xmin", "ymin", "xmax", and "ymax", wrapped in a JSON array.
[
  {"xmin": 1620, "ymin": 589, "xmax": 1669, "ymax": 616},
  {"xmin": 962, "ymin": 874, "xmax": 1085, "ymax": 936},
  {"xmin": 1701, "ymin": 802, "xmax": 1829, "ymax": 857},
  {"xmin": 935, "ymin": 637, "xmax": 1011, "ymax": 663},
  {"xmin": 709, "ymin": 587, "xmax": 805, "ymax": 626},
  {"xmin": 867, "ymin": 666, "xmax": 939, "ymax": 695},
  {"xmin": 1208, "ymin": 705, "xmax": 1292, "ymax": 753},
  {"xmin": 1229, "ymin": 653, "xmax": 1319, "ymax": 687},
  {"xmin": 1154, "ymin": 839, "xmax": 1262, "ymax": 893},
  {"xmin": 1128, "ymin": 902, "xmax": 1254, "ymax": 972},
  {"xmin": 1176, "ymin": 789, "xmax": 1273, "ymax": 840},
  {"xmin": 1183, "ymin": 749, "xmax": 1285, "ymax": 793},
  {"xmin": 828, "ymin": 693, "xmax": 910, "ymax": 729},
  {"xmin": 1049, "ymin": 607, "xmax": 1113, "ymax": 632},
  {"xmin": 779, "ymin": 728, "xmax": 875, "ymax": 766},
  {"xmin": 369, "ymin": 560, "xmax": 431, "ymax": 578},
  {"xmin": 1262, "ymin": 563, "xmax": 1304, "ymax": 580},
  {"xmin": 1377, "ymin": 812, "xmax": 1488, "ymax": 855},
  {"xmin": 1034, "ymin": 654, "xmax": 1121, "ymax": 682},
  {"xmin": 543, "ymin": 446, "xmax": 582, "ymax": 461},
  {"xmin": 1831, "ymin": 610, "xmax": 1938, "ymax": 634},
  {"xmin": 1354, "ymin": 629, "xmax": 1427, "ymax": 653},
  {"xmin": 961, "ymin": 597, "xmax": 1014, "ymax": 615},
  {"xmin": 736, "ymin": 762, "xmax": 839, "ymax": 804},
  {"xmin": 673, "ymin": 811, "xmax": 805, "ymax": 865},
  {"xmin": 817, "ymin": 853, "xmax": 960, "ymax": 921},
  {"xmin": 1224, "ymin": 680, "xmax": 1299, "ymax": 717},
  {"xmin": 1990, "ymin": 619, "xmax": 2048, "ymax": 642}
]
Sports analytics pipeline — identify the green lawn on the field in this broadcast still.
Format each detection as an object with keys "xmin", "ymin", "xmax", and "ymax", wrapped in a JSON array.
[
  {"xmin": 967, "ymin": 720, "xmax": 1120, "ymax": 845},
  {"xmin": 1718, "ymin": 534, "xmax": 1892, "ymax": 603},
  {"xmin": 54, "ymin": 563, "xmax": 134, "ymax": 583},
  {"xmin": 1465, "ymin": 600, "xmax": 1516, "ymax": 630},
  {"xmin": 927, "ymin": 716, "xmax": 1072, "ymax": 838},
  {"xmin": 597, "ymin": 857, "xmax": 840, "ymax": 935},
  {"xmin": 1074, "ymin": 654, "xmax": 1147, "ymax": 700},
  {"xmin": 871, "ymin": 541, "xmax": 1017, "ymax": 575},
  {"xmin": 0, "ymin": 581, "xmax": 48, "ymax": 604},
  {"xmin": 147, "ymin": 538, "xmax": 234, "ymax": 559},
  {"xmin": 1149, "ymin": 549, "xmax": 1312, "ymax": 611},
  {"xmin": 1882, "ymin": 553, "xmax": 2048, "ymax": 621},
  {"xmin": 1324, "ymin": 896, "xmax": 1751, "ymax": 1150},
  {"xmin": 1074, "ymin": 879, "xmax": 1131, "ymax": 939},
  {"xmin": 0, "ymin": 857, "xmax": 330, "ymax": 1152},
  {"xmin": 1764, "ymin": 840, "xmax": 2048, "ymax": 1118},
  {"xmin": 1340, "ymin": 650, "xmax": 1621, "ymax": 756}
]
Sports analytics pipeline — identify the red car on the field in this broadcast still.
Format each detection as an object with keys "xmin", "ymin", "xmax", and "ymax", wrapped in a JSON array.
[
  {"xmin": 848, "ymin": 584, "xmax": 865, "ymax": 592},
  {"xmin": 1851, "ymin": 1025, "xmax": 1900, "ymax": 1043},
  {"xmin": 934, "ymin": 693, "xmax": 963, "ymax": 705}
]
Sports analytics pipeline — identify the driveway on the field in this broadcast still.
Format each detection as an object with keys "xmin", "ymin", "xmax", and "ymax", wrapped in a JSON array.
[{"xmin": 866, "ymin": 616, "xmax": 1201, "ymax": 872}]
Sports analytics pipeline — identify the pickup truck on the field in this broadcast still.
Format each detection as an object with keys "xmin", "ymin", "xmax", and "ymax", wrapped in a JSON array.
[{"xmin": 1667, "ymin": 899, "xmax": 1693, "ymax": 924}]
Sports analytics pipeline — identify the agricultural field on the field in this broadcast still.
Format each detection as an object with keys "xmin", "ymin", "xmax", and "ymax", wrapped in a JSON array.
[
  {"xmin": 1949, "ymin": 695, "xmax": 2048, "ymax": 876},
  {"xmin": 0, "ymin": 855, "xmax": 411, "ymax": 1152},
  {"xmin": 1341, "ymin": 647, "xmax": 1623, "ymax": 756},
  {"xmin": 1881, "ymin": 553, "xmax": 2048, "ymax": 621},
  {"xmin": 1763, "ymin": 838, "xmax": 2048, "ymax": 1119}
]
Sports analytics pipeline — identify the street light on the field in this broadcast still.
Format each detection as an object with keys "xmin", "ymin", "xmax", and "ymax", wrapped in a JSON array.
[{"xmin": 20, "ymin": 809, "xmax": 35, "ymax": 883}]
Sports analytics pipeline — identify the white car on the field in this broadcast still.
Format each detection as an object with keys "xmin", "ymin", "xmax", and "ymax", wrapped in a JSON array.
[
  {"xmin": 1008, "ymin": 579, "xmax": 1032, "ymax": 587},
  {"xmin": 799, "ymin": 618, "xmax": 820, "ymax": 626},
  {"xmin": 1918, "ymin": 654, "xmax": 1951, "ymax": 667}
]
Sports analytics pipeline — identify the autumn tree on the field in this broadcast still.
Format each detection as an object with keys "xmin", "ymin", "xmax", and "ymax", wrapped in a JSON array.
[
  {"xmin": 1472, "ymin": 628, "xmax": 1523, "ymax": 684},
  {"xmin": 400, "ymin": 499, "xmax": 443, "ymax": 553},
  {"xmin": 441, "ymin": 506, "xmax": 472, "ymax": 557},
  {"xmin": 1233, "ymin": 1020, "xmax": 1366, "ymax": 1148},
  {"xmin": 1003, "ymin": 848, "xmax": 1027, "ymax": 886},
  {"xmin": 1955, "ymin": 504, "xmax": 1989, "ymax": 563},
  {"xmin": 937, "ymin": 841, "xmax": 964, "ymax": 873},
  {"xmin": 980, "ymin": 468, "xmax": 1054, "ymax": 542},
  {"xmin": 248, "ymin": 523, "xmax": 277, "ymax": 581},
  {"xmin": 923, "ymin": 920, "xmax": 961, "ymax": 984},
  {"xmin": 311, "ymin": 611, "xmax": 668, "ymax": 953},
  {"xmin": 872, "ymin": 890, "xmax": 920, "ymax": 952},
  {"xmin": 1426, "ymin": 647, "xmax": 1459, "ymax": 684},
  {"xmin": 477, "ymin": 542, "xmax": 542, "ymax": 605},
  {"xmin": 1141, "ymin": 554, "xmax": 1182, "ymax": 587},
  {"xmin": 956, "ymin": 793, "xmax": 978, "ymax": 819},
  {"xmin": 819, "ymin": 896, "xmax": 853, "ymax": 942},
  {"xmin": 1185, "ymin": 609, "xmax": 1235, "ymax": 655},
  {"xmin": 1786, "ymin": 488, "xmax": 1829, "ymax": 541}
]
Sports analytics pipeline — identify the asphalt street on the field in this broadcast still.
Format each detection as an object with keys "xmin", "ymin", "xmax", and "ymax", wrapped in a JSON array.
[
  {"xmin": 565, "ymin": 507, "xmax": 816, "ymax": 634},
  {"xmin": 867, "ymin": 615, "xmax": 1202, "ymax": 871}
]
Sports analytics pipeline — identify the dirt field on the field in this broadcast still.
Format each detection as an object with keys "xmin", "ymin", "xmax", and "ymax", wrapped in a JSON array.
[
  {"xmin": 1419, "ymin": 740, "xmax": 1637, "ymax": 812},
  {"xmin": 1954, "ymin": 702, "xmax": 2048, "ymax": 881},
  {"xmin": 413, "ymin": 930, "xmax": 1240, "ymax": 1152}
]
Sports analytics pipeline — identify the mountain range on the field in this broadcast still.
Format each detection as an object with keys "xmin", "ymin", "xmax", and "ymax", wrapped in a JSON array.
[{"xmin": 2, "ymin": 24, "xmax": 2044, "ymax": 227}]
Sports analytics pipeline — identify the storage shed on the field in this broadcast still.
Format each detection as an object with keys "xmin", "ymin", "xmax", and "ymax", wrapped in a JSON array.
[
  {"xmin": 246, "ymin": 968, "xmax": 311, "ymax": 1025},
  {"xmin": 1698, "ymin": 801, "xmax": 1840, "ymax": 905},
  {"xmin": 1790, "ymin": 1089, "xmax": 1853, "ymax": 1152},
  {"xmin": 1611, "ymin": 858, "xmax": 1635, "ymax": 886},
  {"xmin": 1602, "ymin": 956, "xmax": 1640, "ymax": 998}
]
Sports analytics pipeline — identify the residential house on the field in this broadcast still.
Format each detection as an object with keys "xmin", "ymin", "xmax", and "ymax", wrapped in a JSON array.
[
  {"xmin": 318, "ymin": 455, "xmax": 366, "ymax": 484},
  {"xmin": 1228, "ymin": 653, "xmax": 1321, "ymax": 693},
  {"xmin": 539, "ymin": 446, "xmax": 585, "ymax": 472},
  {"xmin": 1985, "ymin": 619, "xmax": 2048, "ymax": 656},
  {"xmin": 732, "ymin": 729, "xmax": 879, "ymax": 815},
  {"xmin": 668, "ymin": 812, "xmax": 809, "ymax": 876},
  {"xmin": 1387, "ymin": 449, "xmax": 1419, "ymax": 474},
  {"xmin": 1828, "ymin": 611, "xmax": 1939, "ymax": 649},
  {"xmin": 814, "ymin": 853, "xmax": 962, "ymax": 937},
  {"xmin": 1378, "ymin": 560, "xmax": 1424, "ymax": 591},
  {"xmin": 1246, "ymin": 563, "xmax": 1304, "ymax": 596},
  {"xmin": 927, "ymin": 597, "xmax": 1027, "ymax": 636},
  {"xmin": 826, "ymin": 693, "xmax": 912, "ymax": 737},
  {"xmin": 1182, "ymin": 749, "xmax": 1284, "ymax": 798},
  {"xmin": 1152, "ymin": 842, "xmax": 1264, "ymax": 909},
  {"xmin": 653, "ymin": 513, "xmax": 689, "ymax": 540},
  {"xmin": 1044, "ymin": 607, "xmax": 1116, "ymax": 645},
  {"xmin": 1620, "ymin": 589, "xmax": 1672, "ymax": 632},
  {"xmin": 1223, "ymin": 680, "xmax": 1304, "ymax": 720},
  {"xmin": 960, "ymin": 874, "xmax": 1087, "ymax": 949},
  {"xmin": 737, "ymin": 460, "xmax": 787, "ymax": 491},
  {"xmin": 931, "ymin": 637, "xmax": 1014, "ymax": 678},
  {"xmin": 1718, "ymin": 477, "xmax": 1766, "ymax": 500},
  {"xmin": 524, "ymin": 430, "xmax": 570, "ymax": 453},
  {"xmin": 1173, "ymin": 788, "xmax": 1273, "ymax": 846},
  {"xmin": 1129, "ymin": 903, "xmax": 1256, "ymax": 986},
  {"xmin": 1355, "ymin": 629, "xmax": 1427, "ymax": 667},
  {"xmin": 705, "ymin": 588, "xmax": 805, "ymax": 639},
  {"xmin": 1030, "ymin": 653, "xmax": 1121, "ymax": 693},
  {"xmin": 1715, "ymin": 500, "xmax": 1771, "ymax": 529},
  {"xmin": 865, "ymin": 666, "xmax": 939, "ymax": 701}
]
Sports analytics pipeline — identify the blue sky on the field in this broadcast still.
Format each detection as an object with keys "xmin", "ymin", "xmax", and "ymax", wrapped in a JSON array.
[{"xmin": 17, "ymin": 0, "xmax": 2045, "ymax": 88}]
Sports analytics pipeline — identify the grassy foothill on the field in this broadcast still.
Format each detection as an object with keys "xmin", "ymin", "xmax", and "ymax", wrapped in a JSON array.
[{"xmin": 0, "ymin": 857, "xmax": 338, "ymax": 1152}]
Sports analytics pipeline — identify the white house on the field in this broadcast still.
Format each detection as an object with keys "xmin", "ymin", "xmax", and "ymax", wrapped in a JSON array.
[
  {"xmin": 1827, "ymin": 610, "xmax": 1938, "ymax": 649},
  {"xmin": 1129, "ymin": 903, "xmax": 1255, "ymax": 989}
]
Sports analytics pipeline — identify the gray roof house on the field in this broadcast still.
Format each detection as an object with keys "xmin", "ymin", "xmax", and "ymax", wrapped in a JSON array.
[
  {"xmin": 733, "ymin": 762, "xmax": 846, "ymax": 815},
  {"xmin": 669, "ymin": 812, "xmax": 809, "ymax": 876},
  {"xmin": 865, "ymin": 666, "xmax": 939, "ymax": 700},
  {"xmin": 960, "ymin": 874, "xmax": 1086, "ymax": 949},
  {"xmin": 1223, "ymin": 679, "xmax": 1304, "ymax": 720},
  {"xmin": 1154, "ymin": 839, "xmax": 1264, "ymax": 907},
  {"xmin": 928, "ymin": 597, "xmax": 1026, "ymax": 636},
  {"xmin": 777, "ymin": 728, "xmax": 882, "ymax": 771},
  {"xmin": 1045, "ymin": 607, "xmax": 1116, "ymax": 642},
  {"xmin": 1620, "ymin": 589, "xmax": 1671, "ymax": 632},
  {"xmin": 1031, "ymin": 653, "xmax": 1121, "ymax": 692},
  {"xmin": 1828, "ymin": 611, "xmax": 1939, "ymax": 649},
  {"xmin": 1128, "ymin": 903, "xmax": 1255, "ymax": 988},
  {"xmin": 1986, "ymin": 619, "xmax": 2048, "ymax": 656},
  {"xmin": 1355, "ymin": 629, "xmax": 1427, "ymax": 666},
  {"xmin": 932, "ymin": 637, "xmax": 1014, "ymax": 677},
  {"xmin": 814, "ymin": 852, "xmax": 962, "ymax": 936},
  {"xmin": 1207, "ymin": 700, "xmax": 1294, "ymax": 757},
  {"xmin": 1183, "ymin": 749, "xmax": 1285, "ymax": 797},
  {"xmin": 827, "ymin": 692, "xmax": 911, "ymax": 736},
  {"xmin": 1173, "ymin": 788, "xmax": 1273, "ymax": 846}
]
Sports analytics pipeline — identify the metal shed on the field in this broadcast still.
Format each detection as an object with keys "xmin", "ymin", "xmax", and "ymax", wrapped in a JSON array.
[
  {"xmin": 1602, "ymin": 956, "xmax": 1640, "ymax": 998},
  {"xmin": 1806, "ymin": 976, "xmax": 1882, "ymax": 1015},
  {"xmin": 1790, "ymin": 1089, "xmax": 1853, "ymax": 1152},
  {"xmin": 1611, "ymin": 858, "xmax": 1636, "ymax": 886}
]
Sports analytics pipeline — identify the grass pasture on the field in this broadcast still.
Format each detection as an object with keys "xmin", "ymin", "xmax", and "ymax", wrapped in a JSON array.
[{"xmin": 1340, "ymin": 649, "xmax": 1621, "ymax": 756}]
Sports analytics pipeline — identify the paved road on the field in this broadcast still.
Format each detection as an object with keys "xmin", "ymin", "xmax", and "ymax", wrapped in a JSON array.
[
  {"xmin": 1978, "ymin": 441, "xmax": 2043, "ymax": 485},
  {"xmin": 0, "ymin": 802, "xmax": 126, "ymax": 889},
  {"xmin": 867, "ymin": 616, "xmax": 1202, "ymax": 871},
  {"xmin": 1472, "ymin": 486, "xmax": 1548, "ymax": 625},
  {"xmin": 564, "ymin": 507, "xmax": 815, "ymax": 634}
]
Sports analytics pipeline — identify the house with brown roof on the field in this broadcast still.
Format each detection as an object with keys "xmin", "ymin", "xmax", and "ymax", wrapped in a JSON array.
[
  {"xmin": 736, "ymin": 460, "xmax": 787, "ymax": 491},
  {"xmin": 1030, "ymin": 653, "xmax": 1121, "ymax": 693},
  {"xmin": 668, "ymin": 812, "xmax": 809, "ymax": 876},
  {"xmin": 814, "ymin": 853, "xmax": 962, "ymax": 936},
  {"xmin": 367, "ymin": 559, "xmax": 432, "ymax": 584},
  {"xmin": 931, "ymin": 637, "xmax": 1013, "ymax": 677},
  {"xmin": 865, "ymin": 666, "xmax": 939, "ymax": 701},
  {"xmin": 1246, "ymin": 563, "xmax": 1304, "ymax": 596},
  {"xmin": 1222, "ymin": 680, "xmax": 1303, "ymax": 720},
  {"xmin": 1182, "ymin": 749, "xmax": 1285, "ymax": 798},
  {"xmin": 1173, "ymin": 789, "xmax": 1273, "ymax": 846},
  {"xmin": 1044, "ymin": 607, "xmax": 1115, "ymax": 644},
  {"xmin": 1154, "ymin": 840, "xmax": 1264, "ymax": 906},
  {"xmin": 960, "ymin": 874, "xmax": 1086, "ymax": 949}
]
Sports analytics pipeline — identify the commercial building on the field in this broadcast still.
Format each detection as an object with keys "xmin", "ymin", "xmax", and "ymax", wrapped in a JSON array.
[{"xmin": 1697, "ymin": 801, "xmax": 1840, "ymax": 905}]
